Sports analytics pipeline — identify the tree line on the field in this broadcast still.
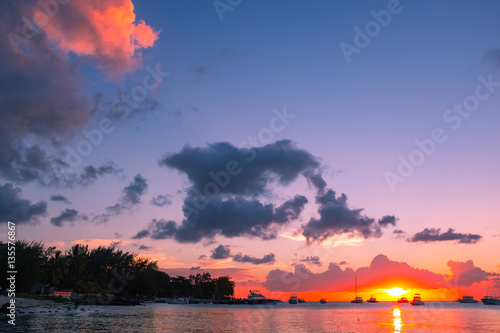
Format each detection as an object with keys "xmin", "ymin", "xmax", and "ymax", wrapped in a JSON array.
[{"xmin": 0, "ymin": 240, "xmax": 234, "ymax": 299}]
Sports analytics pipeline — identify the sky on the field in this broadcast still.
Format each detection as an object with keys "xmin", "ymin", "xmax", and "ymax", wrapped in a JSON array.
[{"xmin": 1, "ymin": 0, "xmax": 500, "ymax": 301}]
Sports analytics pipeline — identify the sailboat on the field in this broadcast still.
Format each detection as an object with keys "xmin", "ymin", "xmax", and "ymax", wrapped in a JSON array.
[{"xmin": 351, "ymin": 276, "xmax": 363, "ymax": 303}]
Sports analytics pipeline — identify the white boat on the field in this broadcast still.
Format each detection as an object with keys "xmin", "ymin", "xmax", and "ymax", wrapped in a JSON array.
[
  {"xmin": 410, "ymin": 294, "xmax": 425, "ymax": 306},
  {"xmin": 457, "ymin": 296, "xmax": 478, "ymax": 303},
  {"xmin": 351, "ymin": 276, "xmax": 363, "ymax": 303},
  {"xmin": 397, "ymin": 297, "xmax": 408, "ymax": 303},
  {"xmin": 481, "ymin": 296, "xmax": 500, "ymax": 305},
  {"xmin": 243, "ymin": 290, "xmax": 281, "ymax": 304},
  {"xmin": 288, "ymin": 296, "xmax": 298, "ymax": 304},
  {"xmin": 167, "ymin": 297, "xmax": 190, "ymax": 304},
  {"xmin": 367, "ymin": 296, "xmax": 378, "ymax": 303}
]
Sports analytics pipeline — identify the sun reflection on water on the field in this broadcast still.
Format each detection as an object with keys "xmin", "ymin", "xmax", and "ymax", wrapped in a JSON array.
[{"xmin": 393, "ymin": 307, "xmax": 402, "ymax": 333}]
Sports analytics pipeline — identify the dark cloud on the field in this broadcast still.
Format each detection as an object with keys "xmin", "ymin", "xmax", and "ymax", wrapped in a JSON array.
[
  {"xmin": 378, "ymin": 215, "xmax": 397, "ymax": 227},
  {"xmin": 301, "ymin": 190, "xmax": 394, "ymax": 245},
  {"xmin": 447, "ymin": 260, "xmax": 493, "ymax": 287},
  {"xmin": 50, "ymin": 194, "xmax": 71, "ymax": 204},
  {"xmin": 93, "ymin": 174, "xmax": 148, "ymax": 223},
  {"xmin": 190, "ymin": 266, "xmax": 202, "ymax": 270},
  {"xmin": 140, "ymin": 196, "xmax": 307, "ymax": 243},
  {"xmin": 138, "ymin": 245, "xmax": 152, "ymax": 251},
  {"xmin": 132, "ymin": 229, "xmax": 151, "ymax": 240},
  {"xmin": 338, "ymin": 261, "xmax": 348, "ymax": 265},
  {"xmin": 408, "ymin": 228, "xmax": 482, "ymax": 244},
  {"xmin": 114, "ymin": 232, "xmax": 123, "ymax": 238},
  {"xmin": 0, "ymin": 1, "xmax": 91, "ymax": 184},
  {"xmin": 211, "ymin": 244, "xmax": 232, "ymax": 260},
  {"xmin": 50, "ymin": 208, "xmax": 87, "ymax": 227},
  {"xmin": 273, "ymin": 195, "xmax": 309, "ymax": 223},
  {"xmin": 137, "ymin": 140, "xmax": 395, "ymax": 245},
  {"xmin": 393, "ymin": 229, "xmax": 406, "ymax": 239},
  {"xmin": 0, "ymin": 183, "xmax": 47, "ymax": 223},
  {"xmin": 233, "ymin": 253, "xmax": 275, "ymax": 265},
  {"xmin": 150, "ymin": 194, "xmax": 173, "ymax": 207},
  {"xmin": 303, "ymin": 170, "xmax": 327, "ymax": 194},
  {"xmin": 132, "ymin": 218, "xmax": 176, "ymax": 240},
  {"xmin": 159, "ymin": 140, "xmax": 320, "ymax": 196},
  {"xmin": 122, "ymin": 174, "xmax": 148, "ymax": 205},
  {"xmin": 299, "ymin": 256, "xmax": 322, "ymax": 266},
  {"xmin": 264, "ymin": 254, "xmax": 445, "ymax": 292},
  {"xmin": 110, "ymin": 241, "xmax": 122, "ymax": 248},
  {"xmin": 64, "ymin": 162, "xmax": 123, "ymax": 188},
  {"xmin": 0, "ymin": 1, "xmax": 157, "ymax": 187}
]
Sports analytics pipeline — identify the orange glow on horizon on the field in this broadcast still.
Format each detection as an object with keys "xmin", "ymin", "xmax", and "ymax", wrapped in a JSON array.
[{"xmin": 383, "ymin": 287, "xmax": 409, "ymax": 298}]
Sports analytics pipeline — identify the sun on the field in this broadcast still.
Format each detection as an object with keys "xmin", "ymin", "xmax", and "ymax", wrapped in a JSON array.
[{"xmin": 385, "ymin": 287, "xmax": 405, "ymax": 298}]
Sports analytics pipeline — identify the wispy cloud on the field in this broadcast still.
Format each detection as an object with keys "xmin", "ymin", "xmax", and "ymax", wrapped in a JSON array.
[
  {"xmin": 93, "ymin": 174, "xmax": 148, "ymax": 223},
  {"xmin": 150, "ymin": 194, "xmax": 173, "ymax": 207},
  {"xmin": 233, "ymin": 253, "xmax": 275, "ymax": 265},
  {"xmin": 50, "ymin": 208, "xmax": 88, "ymax": 227},
  {"xmin": 50, "ymin": 194, "xmax": 71, "ymax": 204},
  {"xmin": 408, "ymin": 228, "xmax": 482, "ymax": 244}
]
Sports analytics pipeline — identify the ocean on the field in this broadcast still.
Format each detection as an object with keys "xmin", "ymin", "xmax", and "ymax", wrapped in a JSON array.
[{"xmin": 3, "ymin": 301, "xmax": 500, "ymax": 332}]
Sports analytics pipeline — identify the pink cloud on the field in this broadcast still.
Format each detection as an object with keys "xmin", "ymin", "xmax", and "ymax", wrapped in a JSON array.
[
  {"xmin": 264, "ymin": 254, "xmax": 447, "ymax": 292},
  {"xmin": 37, "ymin": 0, "xmax": 159, "ymax": 78}
]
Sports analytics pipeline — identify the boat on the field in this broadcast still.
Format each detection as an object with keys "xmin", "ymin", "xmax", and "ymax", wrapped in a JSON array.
[
  {"xmin": 456, "ymin": 281, "xmax": 478, "ymax": 304},
  {"xmin": 397, "ymin": 297, "xmax": 408, "ymax": 303},
  {"xmin": 320, "ymin": 299, "xmax": 327, "ymax": 304},
  {"xmin": 481, "ymin": 296, "xmax": 500, "ymax": 305},
  {"xmin": 167, "ymin": 297, "xmax": 190, "ymax": 304},
  {"xmin": 367, "ymin": 296, "xmax": 379, "ymax": 303},
  {"xmin": 351, "ymin": 276, "xmax": 363, "ymax": 303},
  {"xmin": 410, "ymin": 294, "xmax": 425, "ymax": 306},
  {"xmin": 243, "ymin": 290, "xmax": 281, "ymax": 304},
  {"xmin": 351, "ymin": 296, "xmax": 363, "ymax": 303},
  {"xmin": 288, "ymin": 296, "xmax": 298, "ymax": 304},
  {"xmin": 298, "ymin": 298, "xmax": 306, "ymax": 303},
  {"xmin": 457, "ymin": 296, "xmax": 478, "ymax": 303}
]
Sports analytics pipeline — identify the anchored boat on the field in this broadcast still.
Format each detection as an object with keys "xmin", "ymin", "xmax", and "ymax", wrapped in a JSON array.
[
  {"xmin": 243, "ymin": 290, "xmax": 281, "ymax": 304},
  {"xmin": 410, "ymin": 294, "xmax": 425, "ymax": 306}
]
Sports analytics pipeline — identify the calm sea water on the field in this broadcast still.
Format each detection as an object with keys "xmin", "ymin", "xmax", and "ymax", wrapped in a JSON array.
[{"xmin": 2, "ymin": 301, "xmax": 500, "ymax": 332}]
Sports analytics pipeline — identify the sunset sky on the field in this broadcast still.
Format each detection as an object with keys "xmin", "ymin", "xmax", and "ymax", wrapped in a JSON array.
[{"xmin": 1, "ymin": 0, "xmax": 499, "ymax": 301}]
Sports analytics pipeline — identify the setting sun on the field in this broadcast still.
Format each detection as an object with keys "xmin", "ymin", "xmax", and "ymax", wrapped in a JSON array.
[{"xmin": 384, "ymin": 287, "xmax": 406, "ymax": 298}]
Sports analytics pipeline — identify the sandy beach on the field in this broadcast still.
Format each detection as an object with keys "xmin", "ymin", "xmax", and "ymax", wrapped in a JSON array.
[{"xmin": 0, "ymin": 295, "xmax": 72, "ymax": 310}]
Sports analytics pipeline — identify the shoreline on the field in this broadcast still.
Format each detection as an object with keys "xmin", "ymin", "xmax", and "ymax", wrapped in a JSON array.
[{"xmin": 0, "ymin": 295, "xmax": 67, "ymax": 309}]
